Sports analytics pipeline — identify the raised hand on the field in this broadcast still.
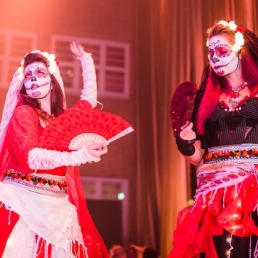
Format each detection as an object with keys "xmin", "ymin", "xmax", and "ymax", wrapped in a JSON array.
[
  {"xmin": 70, "ymin": 41, "xmax": 88, "ymax": 58},
  {"xmin": 69, "ymin": 41, "xmax": 97, "ymax": 107}
]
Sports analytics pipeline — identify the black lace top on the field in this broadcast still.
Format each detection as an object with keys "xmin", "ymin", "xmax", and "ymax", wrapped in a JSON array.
[{"xmin": 202, "ymin": 98, "xmax": 258, "ymax": 149}]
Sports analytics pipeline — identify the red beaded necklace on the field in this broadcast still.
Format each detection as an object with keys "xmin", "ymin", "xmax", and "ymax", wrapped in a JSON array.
[
  {"xmin": 228, "ymin": 81, "xmax": 248, "ymax": 110},
  {"xmin": 218, "ymin": 82, "xmax": 251, "ymax": 112}
]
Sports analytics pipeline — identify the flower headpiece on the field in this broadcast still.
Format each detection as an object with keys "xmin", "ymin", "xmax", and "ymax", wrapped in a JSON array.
[
  {"xmin": 206, "ymin": 20, "xmax": 245, "ymax": 52},
  {"xmin": 17, "ymin": 50, "xmax": 58, "ymax": 81}
]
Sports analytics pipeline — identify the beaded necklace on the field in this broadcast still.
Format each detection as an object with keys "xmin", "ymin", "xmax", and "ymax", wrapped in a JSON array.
[
  {"xmin": 219, "ymin": 95, "xmax": 250, "ymax": 112},
  {"xmin": 219, "ymin": 82, "xmax": 250, "ymax": 112},
  {"xmin": 228, "ymin": 82, "xmax": 248, "ymax": 110}
]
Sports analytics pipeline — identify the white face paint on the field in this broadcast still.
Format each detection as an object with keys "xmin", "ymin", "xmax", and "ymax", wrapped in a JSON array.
[
  {"xmin": 24, "ymin": 62, "xmax": 51, "ymax": 99},
  {"xmin": 208, "ymin": 35, "xmax": 239, "ymax": 76}
]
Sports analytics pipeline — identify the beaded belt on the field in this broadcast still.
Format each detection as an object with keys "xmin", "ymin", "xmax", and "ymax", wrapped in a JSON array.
[
  {"xmin": 3, "ymin": 170, "xmax": 68, "ymax": 196},
  {"xmin": 203, "ymin": 144, "xmax": 258, "ymax": 164}
]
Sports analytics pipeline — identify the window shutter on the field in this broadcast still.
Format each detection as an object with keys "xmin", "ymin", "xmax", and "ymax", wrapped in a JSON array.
[
  {"xmin": 51, "ymin": 36, "xmax": 130, "ymax": 99},
  {"xmin": 0, "ymin": 29, "xmax": 37, "ymax": 88}
]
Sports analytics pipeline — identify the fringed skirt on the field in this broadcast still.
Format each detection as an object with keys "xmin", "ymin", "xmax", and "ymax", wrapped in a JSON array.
[
  {"xmin": 169, "ymin": 144, "xmax": 258, "ymax": 258},
  {"xmin": 0, "ymin": 170, "xmax": 88, "ymax": 258}
]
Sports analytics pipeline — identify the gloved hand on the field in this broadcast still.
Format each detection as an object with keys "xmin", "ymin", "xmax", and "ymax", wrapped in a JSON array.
[{"xmin": 28, "ymin": 144, "xmax": 108, "ymax": 170}]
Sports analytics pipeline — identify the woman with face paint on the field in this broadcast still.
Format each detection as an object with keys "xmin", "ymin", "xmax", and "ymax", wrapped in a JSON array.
[
  {"xmin": 169, "ymin": 21, "xmax": 258, "ymax": 258},
  {"xmin": 0, "ymin": 42, "xmax": 110, "ymax": 257}
]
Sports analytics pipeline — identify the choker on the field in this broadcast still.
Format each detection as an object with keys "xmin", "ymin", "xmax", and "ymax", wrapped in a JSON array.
[{"xmin": 228, "ymin": 82, "xmax": 248, "ymax": 110}]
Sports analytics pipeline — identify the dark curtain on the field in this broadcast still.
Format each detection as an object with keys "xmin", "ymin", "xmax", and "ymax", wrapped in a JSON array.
[{"xmin": 133, "ymin": 0, "xmax": 258, "ymax": 257}]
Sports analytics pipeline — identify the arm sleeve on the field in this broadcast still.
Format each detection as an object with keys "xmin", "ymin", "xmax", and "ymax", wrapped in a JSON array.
[
  {"xmin": 78, "ymin": 54, "xmax": 98, "ymax": 108},
  {"xmin": 28, "ymin": 147, "xmax": 100, "ymax": 170},
  {"xmin": 6, "ymin": 105, "xmax": 40, "ymax": 170}
]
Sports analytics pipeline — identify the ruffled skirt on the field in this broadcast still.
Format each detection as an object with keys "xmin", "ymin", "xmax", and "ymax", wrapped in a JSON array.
[{"xmin": 169, "ymin": 161, "xmax": 258, "ymax": 258}]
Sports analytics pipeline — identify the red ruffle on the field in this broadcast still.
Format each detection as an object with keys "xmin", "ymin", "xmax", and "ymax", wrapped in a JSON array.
[{"xmin": 168, "ymin": 173, "xmax": 258, "ymax": 258}]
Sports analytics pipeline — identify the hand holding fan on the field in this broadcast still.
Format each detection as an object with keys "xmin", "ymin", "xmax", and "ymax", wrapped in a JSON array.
[
  {"xmin": 170, "ymin": 81, "xmax": 197, "ymax": 137},
  {"xmin": 39, "ymin": 102, "xmax": 134, "ymax": 151}
]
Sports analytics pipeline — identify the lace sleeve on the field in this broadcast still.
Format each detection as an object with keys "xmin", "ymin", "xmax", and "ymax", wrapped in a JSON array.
[
  {"xmin": 78, "ymin": 54, "xmax": 98, "ymax": 108},
  {"xmin": 28, "ymin": 147, "xmax": 100, "ymax": 170},
  {"xmin": 6, "ymin": 105, "xmax": 40, "ymax": 170}
]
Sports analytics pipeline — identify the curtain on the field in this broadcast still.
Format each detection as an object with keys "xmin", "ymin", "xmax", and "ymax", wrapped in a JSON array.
[
  {"xmin": 133, "ymin": 0, "xmax": 162, "ymax": 250},
  {"xmin": 134, "ymin": 0, "xmax": 258, "ymax": 257}
]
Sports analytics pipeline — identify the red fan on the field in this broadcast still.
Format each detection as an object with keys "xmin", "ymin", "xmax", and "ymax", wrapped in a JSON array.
[
  {"xmin": 170, "ymin": 81, "xmax": 197, "ymax": 137},
  {"xmin": 39, "ymin": 103, "xmax": 134, "ymax": 151}
]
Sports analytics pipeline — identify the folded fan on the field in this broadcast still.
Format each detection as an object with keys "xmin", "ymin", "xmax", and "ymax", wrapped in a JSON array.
[
  {"xmin": 39, "ymin": 107, "xmax": 134, "ymax": 151},
  {"xmin": 170, "ymin": 81, "xmax": 197, "ymax": 137}
]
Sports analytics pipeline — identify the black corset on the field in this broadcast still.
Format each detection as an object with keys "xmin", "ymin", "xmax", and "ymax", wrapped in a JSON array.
[{"xmin": 203, "ymin": 99, "xmax": 258, "ymax": 148}]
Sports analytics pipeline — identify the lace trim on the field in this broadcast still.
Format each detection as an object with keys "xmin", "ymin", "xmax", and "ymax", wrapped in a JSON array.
[
  {"xmin": 79, "ymin": 54, "xmax": 98, "ymax": 108},
  {"xmin": 28, "ymin": 147, "xmax": 100, "ymax": 170}
]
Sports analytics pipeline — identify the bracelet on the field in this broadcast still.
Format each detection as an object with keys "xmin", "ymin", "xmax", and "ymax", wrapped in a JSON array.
[{"xmin": 176, "ymin": 136, "xmax": 195, "ymax": 156}]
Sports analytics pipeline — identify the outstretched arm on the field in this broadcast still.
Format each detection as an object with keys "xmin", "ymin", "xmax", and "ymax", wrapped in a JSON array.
[
  {"xmin": 70, "ymin": 41, "xmax": 98, "ymax": 107},
  {"xmin": 28, "ymin": 144, "xmax": 108, "ymax": 170}
]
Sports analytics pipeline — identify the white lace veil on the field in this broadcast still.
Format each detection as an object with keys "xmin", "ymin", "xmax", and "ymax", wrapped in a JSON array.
[{"xmin": 0, "ymin": 50, "xmax": 65, "ymax": 152}]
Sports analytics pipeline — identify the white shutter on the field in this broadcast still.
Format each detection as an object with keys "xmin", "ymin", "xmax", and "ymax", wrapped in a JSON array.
[
  {"xmin": 0, "ymin": 29, "xmax": 37, "ymax": 88},
  {"xmin": 51, "ymin": 35, "xmax": 130, "ymax": 99}
]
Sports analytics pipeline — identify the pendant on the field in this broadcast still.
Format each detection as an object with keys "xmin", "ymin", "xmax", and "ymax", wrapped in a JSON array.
[
  {"xmin": 228, "ymin": 96, "xmax": 241, "ymax": 109},
  {"xmin": 230, "ymin": 91, "xmax": 240, "ymax": 99}
]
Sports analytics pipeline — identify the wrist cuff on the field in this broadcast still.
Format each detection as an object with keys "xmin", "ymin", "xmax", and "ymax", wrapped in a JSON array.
[{"xmin": 176, "ymin": 136, "xmax": 195, "ymax": 156}]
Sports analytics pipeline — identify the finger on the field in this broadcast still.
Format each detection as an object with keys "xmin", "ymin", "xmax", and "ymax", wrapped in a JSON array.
[
  {"xmin": 69, "ymin": 42, "xmax": 75, "ymax": 53},
  {"xmin": 70, "ymin": 41, "xmax": 75, "ymax": 49},
  {"xmin": 101, "ymin": 145, "xmax": 108, "ymax": 152},
  {"xmin": 70, "ymin": 41, "xmax": 79, "ymax": 53},
  {"xmin": 88, "ymin": 142, "xmax": 108, "ymax": 149},
  {"xmin": 78, "ymin": 45, "xmax": 84, "ymax": 54},
  {"xmin": 180, "ymin": 121, "xmax": 191, "ymax": 130},
  {"xmin": 91, "ymin": 148, "xmax": 108, "ymax": 156}
]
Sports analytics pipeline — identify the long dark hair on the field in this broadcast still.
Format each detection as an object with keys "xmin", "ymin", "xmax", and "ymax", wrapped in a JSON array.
[
  {"xmin": 19, "ymin": 52, "xmax": 65, "ymax": 117},
  {"xmin": 195, "ymin": 22, "xmax": 258, "ymax": 135}
]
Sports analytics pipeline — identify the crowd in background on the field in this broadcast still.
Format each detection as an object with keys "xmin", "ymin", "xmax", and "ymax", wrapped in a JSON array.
[{"xmin": 109, "ymin": 244, "xmax": 159, "ymax": 258}]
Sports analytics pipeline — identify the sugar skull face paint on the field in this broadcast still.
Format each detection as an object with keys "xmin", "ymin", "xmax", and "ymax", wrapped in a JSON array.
[
  {"xmin": 208, "ymin": 35, "xmax": 239, "ymax": 76},
  {"xmin": 24, "ymin": 62, "xmax": 51, "ymax": 99}
]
